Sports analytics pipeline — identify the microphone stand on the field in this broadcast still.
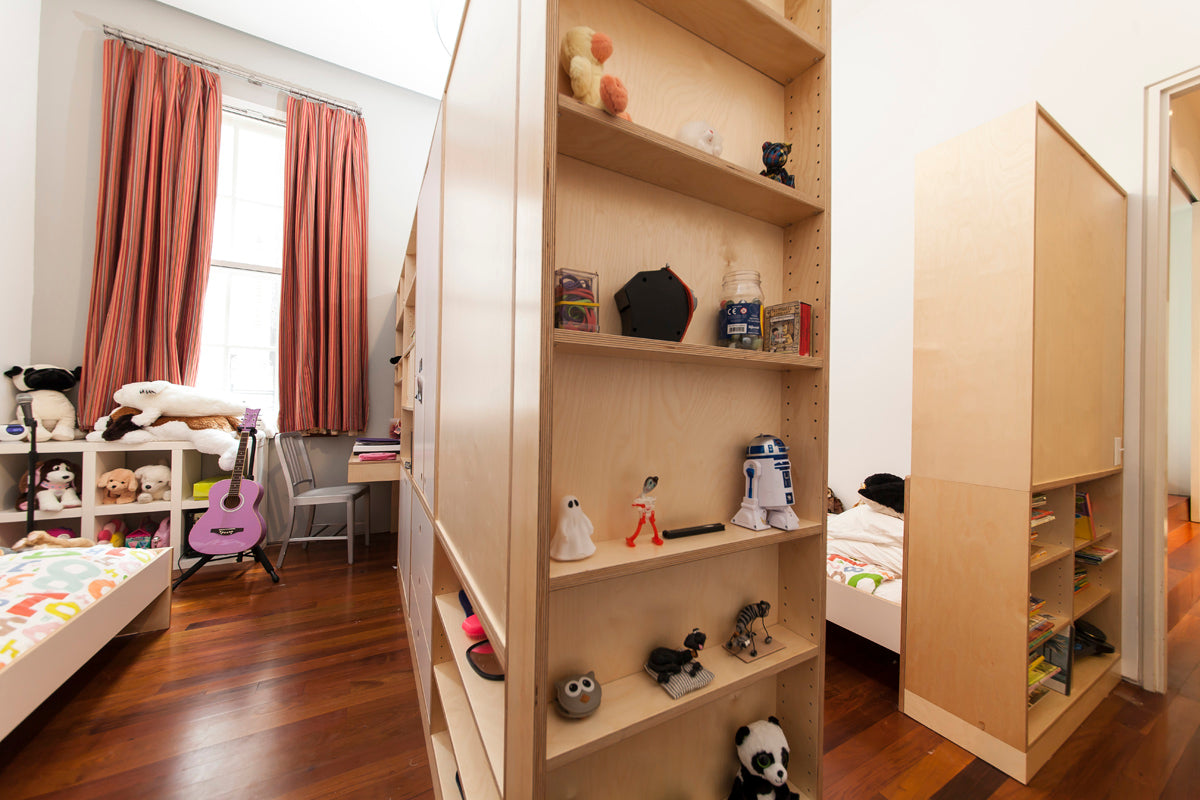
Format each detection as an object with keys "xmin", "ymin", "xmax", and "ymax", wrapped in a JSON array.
[{"xmin": 20, "ymin": 406, "xmax": 37, "ymax": 535}]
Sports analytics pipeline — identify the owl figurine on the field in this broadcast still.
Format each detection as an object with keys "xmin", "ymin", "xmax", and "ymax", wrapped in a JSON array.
[
  {"xmin": 550, "ymin": 495, "xmax": 596, "ymax": 561},
  {"xmin": 555, "ymin": 671, "xmax": 602, "ymax": 718}
]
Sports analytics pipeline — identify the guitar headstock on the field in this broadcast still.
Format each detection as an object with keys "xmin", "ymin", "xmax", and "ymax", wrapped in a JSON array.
[{"xmin": 239, "ymin": 409, "xmax": 261, "ymax": 433}]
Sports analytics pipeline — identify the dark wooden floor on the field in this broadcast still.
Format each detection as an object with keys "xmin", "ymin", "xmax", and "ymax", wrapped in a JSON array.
[
  {"xmin": 823, "ymin": 502, "xmax": 1200, "ymax": 799},
  {"xmin": 0, "ymin": 541, "xmax": 434, "ymax": 800},
  {"xmin": 3, "ymin": 512, "xmax": 1199, "ymax": 799}
]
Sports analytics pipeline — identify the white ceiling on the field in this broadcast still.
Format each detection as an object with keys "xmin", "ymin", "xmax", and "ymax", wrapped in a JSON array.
[{"xmin": 156, "ymin": 0, "xmax": 465, "ymax": 99}]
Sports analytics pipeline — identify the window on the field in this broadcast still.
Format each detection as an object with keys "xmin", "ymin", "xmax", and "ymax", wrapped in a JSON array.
[{"xmin": 196, "ymin": 110, "xmax": 285, "ymax": 427}]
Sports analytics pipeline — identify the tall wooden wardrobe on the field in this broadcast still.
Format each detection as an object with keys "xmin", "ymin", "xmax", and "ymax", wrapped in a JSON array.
[
  {"xmin": 394, "ymin": 0, "xmax": 833, "ymax": 797},
  {"xmin": 904, "ymin": 103, "xmax": 1127, "ymax": 783}
]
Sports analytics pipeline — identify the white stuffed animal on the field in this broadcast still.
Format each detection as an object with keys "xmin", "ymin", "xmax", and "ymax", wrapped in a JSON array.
[
  {"xmin": 0, "ymin": 365, "xmax": 82, "ymax": 442},
  {"xmin": 676, "ymin": 120, "xmax": 724, "ymax": 157},
  {"xmin": 87, "ymin": 381, "xmax": 266, "ymax": 471},
  {"xmin": 111, "ymin": 381, "xmax": 246, "ymax": 427},
  {"xmin": 133, "ymin": 464, "xmax": 172, "ymax": 503}
]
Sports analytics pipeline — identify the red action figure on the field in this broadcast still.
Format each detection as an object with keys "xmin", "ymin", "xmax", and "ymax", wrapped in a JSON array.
[{"xmin": 627, "ymin": 475, "xmax": 661, "ymax": 547}]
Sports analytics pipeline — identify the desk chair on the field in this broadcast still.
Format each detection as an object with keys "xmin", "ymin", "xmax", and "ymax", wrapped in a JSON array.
[{"xmin": 276, "ymin": 432, "xmax": 371, "ymax": 565}]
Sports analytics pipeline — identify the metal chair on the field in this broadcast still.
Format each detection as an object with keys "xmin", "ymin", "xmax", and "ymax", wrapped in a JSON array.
[{"xmin": 275, "ymin": 432, "xmax": 370, "ymax": 565}]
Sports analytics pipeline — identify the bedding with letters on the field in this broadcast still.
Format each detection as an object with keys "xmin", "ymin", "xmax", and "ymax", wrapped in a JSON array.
[{"xmin": 0, "ymin": 546, "xmax": 157, "ymax": 669}]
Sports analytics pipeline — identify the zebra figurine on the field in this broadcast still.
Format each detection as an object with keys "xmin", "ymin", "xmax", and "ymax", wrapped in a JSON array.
[{"xmin": 725, "ymin": 600, "xmax": 772, "ymax": 658}]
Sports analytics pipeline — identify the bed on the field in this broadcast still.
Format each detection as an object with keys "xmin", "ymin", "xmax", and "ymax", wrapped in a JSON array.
[
  {"xmin": 825, "ymin": 499, "xmax": 906, "ymax": 652},
  {"xmin": 0, "ymin": 545, "xmax": 172, "ymax": 740}
]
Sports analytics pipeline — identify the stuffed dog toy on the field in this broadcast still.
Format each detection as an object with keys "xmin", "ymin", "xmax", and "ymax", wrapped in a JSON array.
[
  {"xmin": 0, "ymin": 364, "xmax": 82, "ymax": 442},
  {"xmin": 133, "ymin": 464, "xmax": 172, "ymax": 504},
  {"xmin": 17, "ymin": 458, "xmax": 82, "ymax": 512},
  {"xmin": 98, "ymin": 467, "xmax": 138, "ymax": 505}
]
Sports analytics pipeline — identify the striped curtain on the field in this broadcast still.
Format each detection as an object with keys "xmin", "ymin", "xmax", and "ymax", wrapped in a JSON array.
[
  {"xmin": 278, "ymin": 96, "xmax": 369, "ymax": 433},
  {"xmin": 80, "ymin": 39, "xmax": 222, "ymax": 427}
]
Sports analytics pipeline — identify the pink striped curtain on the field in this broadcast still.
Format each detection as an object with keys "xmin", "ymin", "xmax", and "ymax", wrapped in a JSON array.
[
  {"xmin": 278, "ymin": 96, "xmax": 369, "ymax": 433},
  {"xmin": 80, "ymin": 39, "xmax": 222, "ymax": 427}
]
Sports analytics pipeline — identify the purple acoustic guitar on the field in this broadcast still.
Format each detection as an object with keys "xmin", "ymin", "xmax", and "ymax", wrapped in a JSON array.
[{"xmin": 189, "ymin": 410, "xmax": 265, "ymax": 556}]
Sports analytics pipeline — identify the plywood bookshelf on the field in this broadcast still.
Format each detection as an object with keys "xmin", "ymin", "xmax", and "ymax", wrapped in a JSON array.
[
  {"xmin": 904, "ymin": 103, "xmax": 1127, "ymax": 784},
  {"xmin": 397, "ymin": 0, "xmax": 832, "ymax": 796}
]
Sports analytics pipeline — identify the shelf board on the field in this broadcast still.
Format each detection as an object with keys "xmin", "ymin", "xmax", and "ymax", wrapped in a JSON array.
[
  {"xmin": 635, "ymin": 0, "xmax": 825, "ymax": 84},
  {"xmin": 1027, "ymin": 650, "xmax": 1121, "ymax": 744},
  {"xmin": 1074, "ymin": 526, "xmax": 1113, "ymax": 551},
  {"xmin": 1031, "ymin": 466, "xmax": 1122, "ymax": 494},
  {"xmin": 556, "ymin": 96, "xmax": 824, "ymax": 228},
  {"xmin": 430, "ymin": 731, "xmax": 461, "ymax": 800},
  {"xmin": 1073, "ymin": 585, "xmax": 1111, "ymax": 620},
  {"xmin": 1029, "ymin": 542, "xmax": 1071, "ymax": 572},
  {"xmin": 545, "ymin": 623, "xmax": 818, "ymax": 769},
  {"xmin": 433, "ymin": 663, "xmax": 502, "ymax": 800},
  {"xmin": 553, "ymin": 330, "xmax": 822, "ymax": 372},
  {"xmin": 435, "ymin": 593, "xmax": 506, "ymax": 789},
  {"xmin": 0, "ymin": 507, "xmax": 84, "ymax": 524},
  {"xmin": 91, "ymin": 500, "xmax": 172, "ymax": 517},
  {"xmin": 550, "ymin": 519, "xmax": 821, "ymax": 591}
]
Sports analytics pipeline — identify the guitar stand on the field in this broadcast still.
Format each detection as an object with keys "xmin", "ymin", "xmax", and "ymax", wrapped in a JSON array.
[
  {"xmin": 173, "ymin": 544, "xmax": 279, "ymax": 589},
  {"xmin": 173, "ymin": 430, "xmax": 281, "ymax": 590}
]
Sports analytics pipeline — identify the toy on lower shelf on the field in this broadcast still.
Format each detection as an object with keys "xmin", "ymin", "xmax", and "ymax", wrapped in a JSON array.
[
  {"xmin": 645, "ymin": 628, "xmax": 712, "ymax": 699},
  {"xmin": 553, "ymin": 671, "xmax": 602, "ymax": 719},
  {"xmin": 724, "ymin": 600, "xmax": 773, "ymax": 659},
  {"xmin": 730, "ymin": 717, "xmax": 799, "ymax": 800}
]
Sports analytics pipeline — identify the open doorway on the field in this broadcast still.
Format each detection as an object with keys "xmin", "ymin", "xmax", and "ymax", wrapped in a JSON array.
[
  {"xmin": 1165, "ymin": 87, "xmax": 1200, "ymax": 634},
  {"xmin": 1143, "ymin": 67, "xmax": 1200, "ymax": 694}
]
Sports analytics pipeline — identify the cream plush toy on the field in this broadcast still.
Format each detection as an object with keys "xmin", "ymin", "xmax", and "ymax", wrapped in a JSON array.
[
  {"xmin": 87, "ymin": 381, "xmax": 260, "ymax": 470},
  {"xmin": 0, "ymin": 365, "xmax": 82, "ymax": 442},
  {"xmin": 133, "ymin": 464, "xmax": 172, "ymax": 503},
  {"xmin": 560, "ymin": 26, "xmax": 630, "ymax": 120}
]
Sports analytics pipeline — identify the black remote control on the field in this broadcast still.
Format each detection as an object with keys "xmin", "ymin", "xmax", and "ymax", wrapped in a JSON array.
[{"xmin": 662, "ymin": 523, "xmax": 726, "ymax": 539}]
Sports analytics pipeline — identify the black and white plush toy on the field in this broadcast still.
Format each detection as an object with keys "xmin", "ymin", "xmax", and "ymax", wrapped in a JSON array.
[
  {"xmin": 0, "ymin": 365, "xmax": 82, "ymax": 442},
  {"xmin": 729, "ymin": 717, "xmax": 799, "ymax": 800}
]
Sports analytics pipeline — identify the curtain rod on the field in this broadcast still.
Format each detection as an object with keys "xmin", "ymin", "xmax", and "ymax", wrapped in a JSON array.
[{"xmin": 102, "ymin": 24, "xmax": 363, "ymax": 116}]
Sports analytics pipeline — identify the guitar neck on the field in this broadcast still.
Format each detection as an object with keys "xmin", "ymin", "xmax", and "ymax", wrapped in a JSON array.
[{"xmin": 228, "ymin": 429, "xmax": 254, "ymax": 495}]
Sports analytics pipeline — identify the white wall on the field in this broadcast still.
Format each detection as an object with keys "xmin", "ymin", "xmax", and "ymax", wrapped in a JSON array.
[
  {"xmin": 1167, "ymin": 205, "xmax": 1193, "ymax": 494},
  {"xmin": 33, "ymin": 0, "xmax": 440, "ymax": 538},
  {"xmin": 0, "ymin": 2, "xmax": 41, "ymax": 423},
  {"xmin": 831, "ymin": 0, "xmax": 1200, "ymax": 678}
]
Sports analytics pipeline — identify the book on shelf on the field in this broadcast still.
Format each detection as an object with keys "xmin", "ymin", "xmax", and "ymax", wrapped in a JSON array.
[
  {"xmin": 355, "ymin": 437, "xmax": 401, "ymax": 444},
  {"xmin": 1030, "ymin": 544, "xmax": 1050, "ymax": 565},
  {"xmin": 353, "ymin": 442, "xmax": 403, "ymax": 452},
  {"xmin": 763, "ymin": 301, "xmax": 812, "ymax": 356},
  {"xmin": 1029, "ymin": 594, "xmax": 1046, "ymax": 614},
  {"xmin": 1031, "ymin": 508, "xmax": 1055, "ymax": 528},
  {"xmin": 1028, "ymin": 657, "xmax": 1062, "ymax": 689},
  {"xmin": 1073, "ymin": 566, "xmax": 1090, "ymax": 594},
  {"xmin": 1028, "ymin": 683, "xmax": 1051, "ymax": 708},
  {"xmin": 1075, "ymin": 544, "xmax": 1117, "ymax": 565},
  {"xmin": 1040, "ymin": 628, "xmax": 1074, "ymax": 695},
  {"xmin": 1074, "ymin": 490, "xmax": 1095, "ymax": 541},
  {"xmin": 1032, "ymin": 492, "xmax": 1048, "ymax": 508},
  {"xmin": 1028, "ymin": 613, "xmax": 1057, "ymax": 648}
]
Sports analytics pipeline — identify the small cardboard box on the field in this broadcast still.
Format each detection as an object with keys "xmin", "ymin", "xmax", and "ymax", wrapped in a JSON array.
[{"xmin": 192, "ymin": 476, "xmax": 228, "ymax": 500}]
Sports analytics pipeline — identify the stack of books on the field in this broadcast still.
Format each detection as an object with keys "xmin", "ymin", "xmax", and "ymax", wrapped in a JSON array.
[
  {"xmin": 1028, "ymin": 613, "xmax": 1057, "ymax": 649},
  {"xmin": 1073, "ymin": 566, "xmax": 1090, "ymax": 594},
  {"xmin": 353, "ymin": 437, "xmax": 402, "ymax": 461},
  {"xmin": 1075, "ymin": 544, "xmax": 1117, "ymax": 565},
  {"xmin": 1031, "ymin": 507, "xmax": 1055, "ymax": 528}
]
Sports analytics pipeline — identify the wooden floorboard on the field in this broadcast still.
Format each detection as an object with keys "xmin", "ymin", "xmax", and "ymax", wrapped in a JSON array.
[{"xmin": 3, "ymin": 522, "xmax": 1199, "ymax": 798}]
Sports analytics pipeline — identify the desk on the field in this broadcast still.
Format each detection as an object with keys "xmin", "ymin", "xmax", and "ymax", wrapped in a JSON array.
[{"xmin": 347, "ymin": 456, "xmax": 404, "ymax": 483}]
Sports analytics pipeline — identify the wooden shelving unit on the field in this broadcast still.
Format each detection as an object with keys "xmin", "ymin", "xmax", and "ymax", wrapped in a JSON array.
[
  {"xmin": 904, "ymin": 104, "xmax": 1127, "ymax": 784},
  {"xmin": 396, "ymin": 0, "xmax": 831, "ymax": 796}
]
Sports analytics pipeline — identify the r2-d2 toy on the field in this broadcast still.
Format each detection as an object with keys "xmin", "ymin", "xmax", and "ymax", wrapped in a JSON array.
[{"xmin": 731, "ymin": 434, "xmax": 801, "ymax": 531}]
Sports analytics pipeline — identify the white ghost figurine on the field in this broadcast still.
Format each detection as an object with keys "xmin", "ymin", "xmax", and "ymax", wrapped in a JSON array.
[{"xmin": 550, "ymin": 495, "xmax": 596, "ymax": 561}]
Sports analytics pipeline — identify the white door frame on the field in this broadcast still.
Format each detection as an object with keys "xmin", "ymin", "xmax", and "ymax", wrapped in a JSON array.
[{"xmin": 1142, "ymin": 65, "xmax": 1200, "ymax": 694}]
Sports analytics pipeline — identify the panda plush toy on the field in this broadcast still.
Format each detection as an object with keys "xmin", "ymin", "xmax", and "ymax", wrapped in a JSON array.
[{"xmin": 729, "ymin": 717, "xmax": 799, "ymax": 800}]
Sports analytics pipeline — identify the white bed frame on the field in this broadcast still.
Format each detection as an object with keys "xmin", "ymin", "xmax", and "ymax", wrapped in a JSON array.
[
  {"xmin": 825, "ymin": 578, "xmax": 902, "ymax": 652},
  {"xmin": 0, "ymin": 549, "xmax": 173, "ymax": 740}
]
